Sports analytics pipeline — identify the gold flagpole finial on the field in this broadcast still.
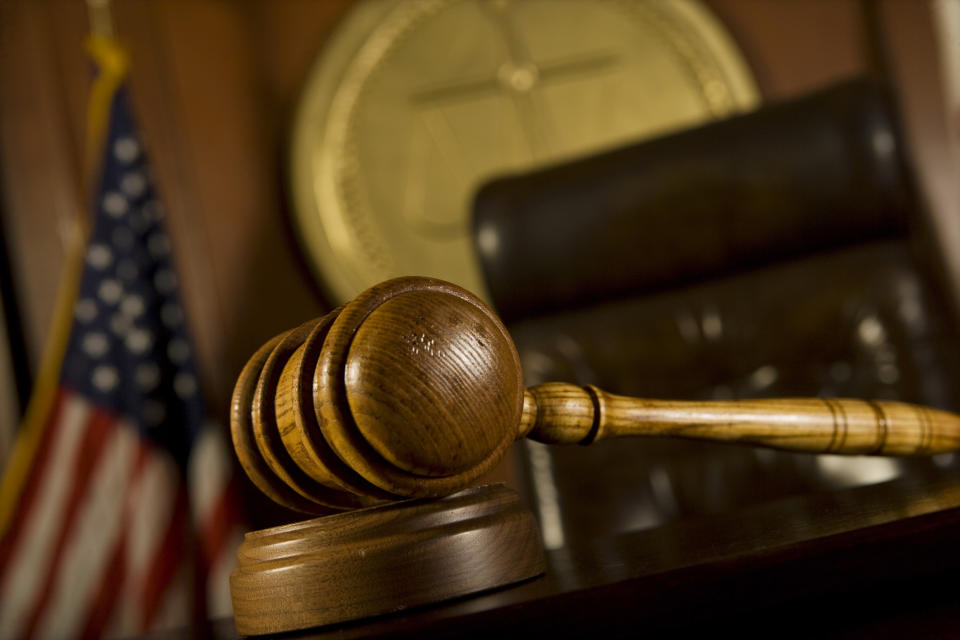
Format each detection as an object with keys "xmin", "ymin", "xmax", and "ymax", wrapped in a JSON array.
[{"xmin": 86, "ymin": 0, "xmax": 114, "ymax": 39}]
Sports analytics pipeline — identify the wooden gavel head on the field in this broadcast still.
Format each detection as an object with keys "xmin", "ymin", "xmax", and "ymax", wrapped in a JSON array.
[
  {"xmin": 233, "ymin": 275, "xmax": 960, "ymax": 514},
  {"xmin": 231, "ymin": 276, "xmax": 524, "ymax": 513}
]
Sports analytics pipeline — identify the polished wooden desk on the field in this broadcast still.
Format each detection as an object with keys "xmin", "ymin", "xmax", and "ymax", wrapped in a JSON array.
[{"xmin": 181, "ymin": 462, "xmax": 960, "ymax": 639}]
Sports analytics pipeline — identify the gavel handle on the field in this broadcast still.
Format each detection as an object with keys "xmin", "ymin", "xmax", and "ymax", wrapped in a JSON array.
[{"xmin": 519, "ymin": 382, "xmax": 960, "ymax": 456}]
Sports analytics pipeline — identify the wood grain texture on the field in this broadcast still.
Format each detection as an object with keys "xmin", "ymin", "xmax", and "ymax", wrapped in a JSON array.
[
  {"xmin": 231, "ymin": 277, "xmax": 524, "ymax": 508},
  {"xmin": 0, "ymin": 2, "xmax": 350, "ymax": 452},
  {"xmin": 229, "ymin": 329, "xmax": 325, "ymax": 514},
  {"xmin": 231, "ymin": 276, "xmax": 960, "ymax": 511},
  {"xmin": 249, "ymin": 315, "xmax": 385, "ymax": 511},
  {"xmin": 230, "ymin": 484, "xmax": 545, "ymax": 636},
  {"xmin": 315, "ymin": 277, "xmax": 523, "ymax": 498},
  {"xmin": 3, "ymin": 1, "xmax": 949, "ymax": 531},
  {"xmin": 345, "ymin": 291, "xmax": 519, "ymax": 477},
  {"xmin": 250, "ymin": 319, "xmax": 335, "ymax": 506},
  {"xmin": 6, "ymin": 1, "xmax": 954, "ymax": 532},
  {"xmin": 222, "ymin": 472, "xmax": 960, "ymax": 639},
  {"xmin": 274, "ymin": 310, "xmax": 396, "ymax": 505},
  {"xmin": 0, "ymin": 0, "xmax": 873, "ymax": 401},
  {"xmin": 116, "ymin": 1, "xmax": 348, "ymax": 407},
  {"xmin": 520, "ymin": 382, "xmax": 960, "ymax": 455}
]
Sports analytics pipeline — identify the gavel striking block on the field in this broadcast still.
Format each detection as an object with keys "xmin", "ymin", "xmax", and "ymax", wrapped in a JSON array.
[
  {"xmin": 229, "ymin": 276, "xmax": 960, "ymax": 634},
  {"xmin": 230, "ymin": 484, "xmax": 542, "ymax": 635}
]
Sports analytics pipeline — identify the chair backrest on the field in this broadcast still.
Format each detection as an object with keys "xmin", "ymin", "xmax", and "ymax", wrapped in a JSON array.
[{"xmin": 472, "ymin": 79, "xmax": 960, "ymax": 547}]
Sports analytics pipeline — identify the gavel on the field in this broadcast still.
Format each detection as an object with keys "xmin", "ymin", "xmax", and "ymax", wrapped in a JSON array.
[
  {"xmin": 231, "ymin": 80, "xmax": 956, "ymax": 633},
  {"xmin": 231, "ymin": 275, "xmax": 960, "ymax": 514}
]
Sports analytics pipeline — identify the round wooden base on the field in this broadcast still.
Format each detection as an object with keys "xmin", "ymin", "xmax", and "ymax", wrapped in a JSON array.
[{"xmin": 230, "ymin": 485, "xmax": 546, "ymax": 636}]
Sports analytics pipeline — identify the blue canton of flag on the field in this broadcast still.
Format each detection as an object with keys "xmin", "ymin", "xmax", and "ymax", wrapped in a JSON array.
[
  {"xmin": 63, "ymin": 89, "xmax": 202, "ymax": 470},
  {"xmin": 0, "ymin": 40, "xmax": 242, "ymax": 639}
]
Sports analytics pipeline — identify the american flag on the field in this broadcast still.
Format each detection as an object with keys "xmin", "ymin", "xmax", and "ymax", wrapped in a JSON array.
[{"xmin": 0, "ymin": 37, "xmax": 243, "ymax": 638}]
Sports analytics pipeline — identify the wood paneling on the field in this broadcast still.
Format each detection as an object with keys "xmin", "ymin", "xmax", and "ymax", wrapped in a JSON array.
[
  {"xmin": 0, "ymin": 0, "xmax": 354, "ymax": 525},
  {"xmin": 0, "ymin": 0, "xmax": 954, "ymax": 526},
  {"xmin": 706, "ymin": 0, "xmax": 868, "ymax": 99},
  {"xmin": 0, "ymin": 0, "xmax": 353, "ymax": 416},
  {"xmin": 114, "ymin": 0, "xmax": 356, "ymax": 409},
  {"xmin": 0, "ymin": 2, "xmax": 86, "ymax": 372}
]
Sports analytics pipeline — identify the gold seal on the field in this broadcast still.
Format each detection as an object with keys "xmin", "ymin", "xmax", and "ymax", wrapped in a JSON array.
[{"xmin": 290, "ymin": 0, "xmax": 759, "ymax": 304}]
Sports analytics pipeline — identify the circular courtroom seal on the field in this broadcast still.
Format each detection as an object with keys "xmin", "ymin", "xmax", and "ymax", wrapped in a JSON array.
[{"xmin": 289, "ymin": 0, "xmax": 759, "ymax": 303}]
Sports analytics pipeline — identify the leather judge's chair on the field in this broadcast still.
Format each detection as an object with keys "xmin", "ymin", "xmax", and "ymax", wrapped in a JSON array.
[{"xmin": 472, "ymin": 79, "xmax": 960, "ymax": 549}]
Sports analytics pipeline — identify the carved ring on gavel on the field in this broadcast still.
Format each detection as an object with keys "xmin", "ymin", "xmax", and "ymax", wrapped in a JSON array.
[{"xmin": 231, "ymin": 276, "xmax": 960, "ymax": 513}]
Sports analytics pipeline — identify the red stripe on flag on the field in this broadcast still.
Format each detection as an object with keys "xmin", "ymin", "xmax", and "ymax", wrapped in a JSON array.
[
  {"xmin": 140, "ymin": 483, "xmax": 189, "ymax": 632},
  {"xmin": 20, "ymin": 405, "xmax": 117, "ymax": 640},
  {"xmin": 0, "ymin": 388, "xmax": 70, "ymax": 576},
  {"xmin": 200, "ymin": 475, "xmax": 242, "ymax": 576},
  {"xmin": 78, "ymin": 442, "xmax": 150, "ymax": 640},
  {"xmin": 80, "ymin": 529, "xmax": 126, "ymax": 640}
]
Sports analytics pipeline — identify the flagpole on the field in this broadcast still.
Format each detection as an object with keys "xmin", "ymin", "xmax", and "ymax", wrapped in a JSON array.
[{"xmin": 86, "ymin": 0, "xmax": 114, "ymax": 40}]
